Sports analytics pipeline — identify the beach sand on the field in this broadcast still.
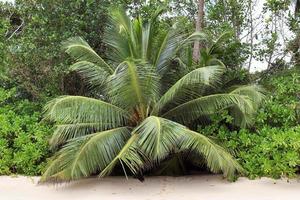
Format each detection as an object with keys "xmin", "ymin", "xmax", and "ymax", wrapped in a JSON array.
[{"xmin": 1, "ymin": 175, "xmax": 299, "ymax": 200}]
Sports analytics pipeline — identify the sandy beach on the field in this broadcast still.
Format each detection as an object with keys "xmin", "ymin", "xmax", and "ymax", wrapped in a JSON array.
[{"xmin": 0, "ymin": 175, "xmax": 299, "ymax": 200}]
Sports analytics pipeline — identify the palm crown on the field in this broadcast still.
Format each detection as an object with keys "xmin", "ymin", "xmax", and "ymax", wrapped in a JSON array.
[{"xmin": 40, "ymin": 9, "xmax": 264, "ymax": 182}]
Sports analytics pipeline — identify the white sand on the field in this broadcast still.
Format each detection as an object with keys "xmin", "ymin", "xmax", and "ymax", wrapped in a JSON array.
[{"xmin": 0, "ymin": 175, "xmax": 299, "ymax": 200}]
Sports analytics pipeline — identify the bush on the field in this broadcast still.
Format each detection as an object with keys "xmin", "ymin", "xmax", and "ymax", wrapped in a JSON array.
[
  {"xmin": 198, "ymin": 69, "xmax": 300, "ymax": 179},
  {"xmin": 199, "ymin": 113, "xmax": 300, "ymax": 179},
  {"xmin": 257, "ymin": 69, "xmax": 300, "ymax": 127},
  {"xmin": 0, "ymin": 88, "xmax": 52, "ymax": 175}
]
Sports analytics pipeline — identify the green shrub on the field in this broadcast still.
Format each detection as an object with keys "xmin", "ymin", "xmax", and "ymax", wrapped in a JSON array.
[
  {"xmin": 0, "ymin": 88, "xmax": 52, "ymax": 175},
  {"xmin": 199, "ymin": 112, "xmax": 300, "ymax": 179},
  {"xmin": 198, "ymin": 69, "xmax": 300, "ymax": 179},
  {"xmin": 257, "ymin": 70, "xmax": 300, "ymax": 127},
  {"xmin": 212, "ymin": 126, "xmax": 300, "ymax": 179}
]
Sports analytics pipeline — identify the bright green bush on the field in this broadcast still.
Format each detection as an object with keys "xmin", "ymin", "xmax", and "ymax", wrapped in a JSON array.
[
  {"xmin": 199, "ymin": 112, "xmax": 300, "ymax": 179},
  {"xmin": 0, "ymin": 88, "xmax": 52, "ymax": 175},
  {"xmin": 199, "ymin": 69, "xmax": 300, "ymax": 179},
  {"xmin": 210, "ymin": 125, "xmax": 300, "ymax": 179},
  {"xmin": 257, "ymin": 70, "xmax": 300, "ymax": 127}
]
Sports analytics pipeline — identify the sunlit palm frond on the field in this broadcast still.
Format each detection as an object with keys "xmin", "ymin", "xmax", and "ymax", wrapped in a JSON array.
[
  {"xmin": 99, "ymin": 133, "xmax": 144, "ymax": 178},
  {"xmin": 44, "ymin": 96, "xmax": 130, "ymax": 147},
  {"xmin": 50, "ymin": 122, "xmax": 112, "ymax": 149},
  {"xmin": 108, "ymin": 61, "xmax": 160, "ymax": 117},
  {"xmin": 162, "ymin": 92, "xmax": 255, "ymax": 126},
  {"xmin": 179, "ymin": 128, "xmax": 244, "ymax": 179},
  {"xmin": 136, "ymin": 116, "xmax": 182, "ymax": 162},
  {"xmin": 228, "ymin": 85, "xmax": 265, "ymax": 127},
  {"xmin": 62, "ymin": 37, "xmax": 113, "ymax": 74},
  {"xmin": 154, "ymin": 28, "xmax": 185, "ymax": 74},
  {"xmin": 104, "ymin": 9, "xmax": 139, "ymax": 62},
  {"xmin": 44, "ymin": 96, "xmax": 129, "ymax": 124},
  {"xmin": 153, "ymin": 65, "xmax": 225, "ymax": 115},
  {"xmin": 209, "ymin": 31, "xmax": 233, "ymax": 54},
  {"xmin": 40, "ymin": 127, "xmax": 131, "ymax": 182},
  {"xmin": 70, "ymin": 61, "xmax": 110, "ymax": 89}
]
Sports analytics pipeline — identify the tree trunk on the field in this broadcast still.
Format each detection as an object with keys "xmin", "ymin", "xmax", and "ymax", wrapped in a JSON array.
[
  {"xmin": 247, "ymin": 0, "xmax": 254, "ymax": 71},
  {"xmin": 295, "ymin": 0, "xmax": 300, "ymax": 16},
  {"xmin": 193, "ymin": 0, "xmax": 205, "ymax": 63}
]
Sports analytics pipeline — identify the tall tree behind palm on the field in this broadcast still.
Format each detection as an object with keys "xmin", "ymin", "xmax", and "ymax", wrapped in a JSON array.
[
  {"xmin": 40, "ymin": 8, "xmax": 264, "ymax": 183},
  {"xmin": 294, "ymin": 0, "xmax": 300, "ymax": 15},
  {"xmin": 193, "ymin": 0, "xmax": 205, "ymax": 62}
]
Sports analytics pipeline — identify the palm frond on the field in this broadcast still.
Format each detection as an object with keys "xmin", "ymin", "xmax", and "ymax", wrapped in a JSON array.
[
  {"xmin": 70, "ymin": 61, "xmax": 110, "ymax": 89},
  {"xmin": 180, "ymin": 128, "xmax": 244, "ymax": 179},
  {"xmin": 230, "ymin": 85, "xmax": 265, "ymax": 108},
  {"xmin": 40, "ymin": 127, "xmax": 131, "ymax": 182},
  {"xmin": 62, "ymin": 37, "xmax": 113, "ymax": 73},
  {"xmin": 179, "ymin": 31, "xmax": 209, "ymax": 49},
  {"xmin": 154, "ymin": 28, "xmax": 185, "ymax": 74},
  {"xmin": 44, "ymin": 96, "xmax": 129, "ymax": 123},
  {"xmin": 50, "ymin": 122, "xmax": 113, "ymax": 149},
  {"xmin": 229, "ymin": 85, "xmax": 265, "ymax": 127},
  {"xmin": 104, "ymin": 9, "xmax": 139, "ymax": 62},
  {"xmin": 136, "ymin": 116, "xmax": 243, "ymax": 179},
  {"xmin": 108, "ymin": 61, "xmax": 160, "ymax": 117},
  {"xmin": 209, "ymin": 31, "xmax": 233, "ymax": 54},
  {"xmin": 162, "ymin": 93, "xmax": 256, "ymax": 126},
  {"xmin": 99, "ymin": 133, "xmax": 144, "ymax": 177},
  {"xmin": 153, "ymin": 65, "xmax": 225, "ymax": 115},
  {"xmin": 136, "ymin": 116, "xmax": 182, "ymax": 162},
  {"xmin": 142, "ymin": 7, "xmax": 165, "ymax": 60},
  {"xmin": 44, "ymin": 96, "xmax": 130, "ymax": 147}
]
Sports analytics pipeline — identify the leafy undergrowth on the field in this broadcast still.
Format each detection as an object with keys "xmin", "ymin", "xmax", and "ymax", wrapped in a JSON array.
[
  {"xmin": 199, "ymin": 69, "xmax": 300, "ymax": 179},
  {"xmin": 0, "ymin": 88, "xmax": 52, "ymax": 175}
]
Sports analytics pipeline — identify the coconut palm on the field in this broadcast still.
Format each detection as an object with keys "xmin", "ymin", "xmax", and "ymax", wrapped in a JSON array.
[
  {"xmin": 177, "ymin": 31, "xmax": 232, "ymax": 71},
  {"xmin": 40, "ymin": 9, "xmax": 264, "ymax": 182}
]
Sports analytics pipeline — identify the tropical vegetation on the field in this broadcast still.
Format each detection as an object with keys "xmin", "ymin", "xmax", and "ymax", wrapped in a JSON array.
[
  {"xmin": 0, "ymin": 0, "xmax": 299, "ymax": 182},
  {"xmin": 40, "ymin": 9, "xmax": 264, "ymax": 182}
]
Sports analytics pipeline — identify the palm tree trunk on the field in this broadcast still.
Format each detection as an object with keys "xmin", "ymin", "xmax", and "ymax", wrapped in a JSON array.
[{"xmin": 193, "ymin": 0, "xmax": 205, "ymax": 63}]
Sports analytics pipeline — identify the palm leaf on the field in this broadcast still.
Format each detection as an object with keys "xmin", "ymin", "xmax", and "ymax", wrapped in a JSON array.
[
  {"xmin": 70, "ymin": 61, "xmax": 110, "ymax": 89},
  {"xmin": 154, "ymin": 27, "xmax": 185, "ymax": 74},
  {"xmin": 63, "ymin": 37, "xmax": 113, "ymax": 73},
  {"xmin": 104, "ymin": 9, "xmax": 139, "ymax": 61},
  {"xmin": 179, "ymin": 128, "xmax": 244, "ymax": 179},
  {"xmin": 209, "ymin": 31, "xmax": 233, "ymax": 54},
  {"xmin": 162, "ymin": 93, "xmax": 255, "ymax": 126},
  {"xmin": 50, "ymin": 122, "xmax": 114, "ymax": 149},
  {"xmin": 153, "ymin": 65, "xmax": 225, "ymax": 115},
  {"xmin": 108, "ymin": 61, "xmax": 160, "ymax": 117},
  {"xmin": 136, "ymin": 116, "xmax": 243, "ymax": 179},
  {"xmin": 229, "ymin": 85, "xmax": 265, "ymax": 127},
  {"xmin": 136, "ymin": 116, "xmax": 182, "ymax": 162},
  {"xmin": 44, "ymin": 96, "xmax": 129, "ymax": 123},
  {"xmin": 40, "ymin": 127, "xmax": 131, "ymax": 182},
  {"xmin": 99, "ymin": 133, "xmax": 144, "ymax": 178}
]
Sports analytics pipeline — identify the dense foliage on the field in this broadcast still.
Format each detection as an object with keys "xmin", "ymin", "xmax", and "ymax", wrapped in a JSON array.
[
  {"xmin": 0, "ymin": 88, "xmax": 51, "ymax": 175},
  {"xmin": 39, "ymin": 9, "xmax": 265, "ymax": 183},
  {"xmin": 199, "ymin": 69, "xmax": 300, "ymax": 179},
  {"xmin": 0, "ymin": 0, "xmax": 299, "ymax": 181}
]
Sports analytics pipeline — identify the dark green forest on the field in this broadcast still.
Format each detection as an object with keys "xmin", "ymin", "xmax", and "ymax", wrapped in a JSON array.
[{"xmin": 0, "ymin": 0, "xmax": 299, "ymax": 181}]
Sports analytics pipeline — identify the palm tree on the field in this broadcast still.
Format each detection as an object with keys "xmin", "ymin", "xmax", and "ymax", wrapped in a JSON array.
[
  {"xmin": 40, "ymin": 9, "xmax": 264, "ymax": 182},
  {"xmin": 178, "ymin": 31, "xmax": 232, "ymax": 70}
]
